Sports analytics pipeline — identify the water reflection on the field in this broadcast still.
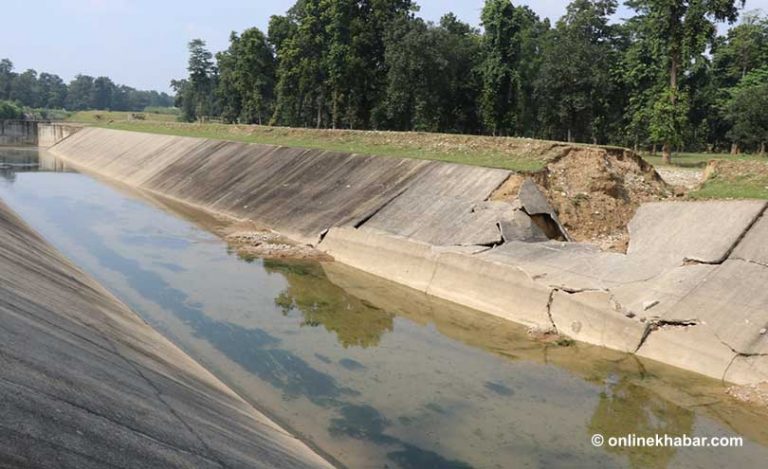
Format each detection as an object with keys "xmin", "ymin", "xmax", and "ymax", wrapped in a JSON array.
[
  {"xmin": 265, "ymin": 260, "xmax": 395, "ymax": 348},
  {"xmin": 2, "ymin": 148, "xmax": 768, "ymax": 469}
]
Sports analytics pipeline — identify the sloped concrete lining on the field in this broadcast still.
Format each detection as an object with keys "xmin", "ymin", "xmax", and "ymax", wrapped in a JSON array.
[
  {"xmin": 47, "ymin": 128, "xmax": 768, "ymax": 384},
  {"xmin": 627, "ymin": 200, "xmax": 767, "ymax": 265},
  {"xmin": 0, "ymin": 200, "xmax": 330, "ymax": 468},
  {"xmin": 732, "ymin": 211, "xmax": 768, "ymax": 266}
]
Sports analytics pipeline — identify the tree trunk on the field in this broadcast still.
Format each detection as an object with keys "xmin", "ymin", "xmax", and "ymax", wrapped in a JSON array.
[
  {"xmin": 651, "ymin": 144, "xmax": 657, "ymax": 156},
  {"xmin": 567, "ymin": 128, "xmax": 572, "ymax": 143},
  {"xmin": 662, "ymin": 143, "xmax": 672, "ymax": 165},
  {"xmin": 730, "ymin": 143, "xmax": 740, "ymax": 155},
  {"xmin": 760, "ymin": 142, "xmax": 765, "ymax": 156}
]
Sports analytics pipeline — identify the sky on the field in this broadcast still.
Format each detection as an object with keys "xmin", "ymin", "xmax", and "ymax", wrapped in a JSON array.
[{"xmin": 1, "ymin": 0, "xmax": 766, "ymax": 93}]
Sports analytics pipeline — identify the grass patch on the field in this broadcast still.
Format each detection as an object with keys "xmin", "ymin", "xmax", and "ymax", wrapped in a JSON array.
[
  {"xmin": 644, "ymin": 152, "xmax": 765, "ymax": 168},
  {"xmin": 68, "ymin": 119, "xmax": 584, "ymax": 171},
  {"xmin": 689, "ymin": 160, "xmax": 768, "ymax": 200},
  {"xmin": 66, "ymin": 110, "xmax": 178, "ymax": 124}
]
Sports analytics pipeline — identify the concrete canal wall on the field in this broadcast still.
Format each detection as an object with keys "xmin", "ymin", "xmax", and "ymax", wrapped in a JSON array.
[
  {"xmin": 0, "ymin": 199, "xmax": 330, "ymax": 468},
  {"xmin": 0, "ymin": 120, "xmax": 81, "ymax": 147},
  {"xmin": 49, "ymin": 127, "xmax": 768, "ymax": 386}
]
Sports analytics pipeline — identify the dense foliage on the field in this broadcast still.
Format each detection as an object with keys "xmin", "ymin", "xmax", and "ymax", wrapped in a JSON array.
[
  {"xmin": 0, "ymin": 58, "xmax": 173, "ymax": 114},
  {"xmin": 167, "ymin": 0, "xmax": 765, "ymax": 155}
]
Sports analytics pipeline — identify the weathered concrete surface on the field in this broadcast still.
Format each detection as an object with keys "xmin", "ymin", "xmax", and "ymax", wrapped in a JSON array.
[
  {"xmin": 50, "ymin": 128, "xmax": 548, "ymax": 246},
  {"xmin": 37, "ymin": 122, "xmax": 82, "ymax": 147},
  {"xmin": 627, "ymin": 201, "xmax": 767, "ymax": 265},
  {"xmin": 0, "ymin": 200, "xmax": 330, "ymax": 468},
  {"xmin": 0, "ymin": 120, "xmax": 37, "ymax": 146},
  {"xmin": 47, "ymin": 128, "xmax": 768, "ymax": 384}
]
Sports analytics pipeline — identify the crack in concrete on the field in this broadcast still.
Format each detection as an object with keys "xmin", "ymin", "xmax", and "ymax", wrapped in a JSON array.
[
  {"xmin": 634, "ymin": 319, "xmax": 701, "ymax": 353},
  {"xmin": 683, "ymin": 204, "xmax": 768, "ymax": 266},
  {"xmin": 545, "ymin": 289, "xmax": 558, "ymax": 332},
  {"xmin": 352, "ymin": 188, "xmax": 407, "ymax": 229}
]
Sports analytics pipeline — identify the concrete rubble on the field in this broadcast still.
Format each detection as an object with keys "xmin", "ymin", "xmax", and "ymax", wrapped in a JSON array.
[{"xmin": 48, "ymin": 128, "xmax": 768, "ymax": 385}]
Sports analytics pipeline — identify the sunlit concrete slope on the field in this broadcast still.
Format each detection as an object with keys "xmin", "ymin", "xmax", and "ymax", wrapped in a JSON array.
[
  {"xmin": 49, "ymin": 127, "xmax": 768, "ymax": 385},
  {"xmin": 0, "ymin": 200, "xmax": 331, "ymax": 468}
]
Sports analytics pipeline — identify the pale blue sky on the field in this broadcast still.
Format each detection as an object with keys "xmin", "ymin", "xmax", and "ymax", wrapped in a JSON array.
[{"xmin": 1, "ymin": 0, "xmax": 765, "ymax": 92}]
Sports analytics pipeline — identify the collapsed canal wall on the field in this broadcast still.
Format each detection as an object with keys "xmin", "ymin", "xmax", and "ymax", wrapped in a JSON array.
[
  {"xmin": 49, "ymin": 127, "xmax": 768, "ymax": 385},
  {"xmin": 0, "ymin": 199, "xmax": 330, "ymax": 468},
  {"xmin": 0, "ymin": 120, "xmax": 81, "ymax": 147}
]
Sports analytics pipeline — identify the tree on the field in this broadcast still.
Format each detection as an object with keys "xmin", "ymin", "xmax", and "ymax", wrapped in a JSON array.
[
  {"xmin": 536, "ymin": 0, "xmax": 620, "ymax": 143},
  {"xmin": 186, "ymin": 39, "xmax": 218, "ymax": 121},
  {"xmin": 91, "ymin": 76, "xmax": 115, "ymax": 110},
  {"xmin": 217, "ymin": 28, "xmax": 276, "ymax": 124},
  {"xmin": 0, "ymin": 100, "xmax": 23, "ymax": 119},
  {"xmin": 479, "ymin": 0, "xmax": 523, "ymax": 135},
  {"xmin": 625, "ymin": 0, "xmax": 742, "ymax": 163},
  {"xmin": 37, "ymin": 73, "xmax": 67, "ymax": 108},
  {"xmin": 0, "ymin": 59, "xmax": 15, "ymax": 101},
  {"xmin": 726, "ymin": 67, "xmax": 768, "ymax": 154},
  {"xmin": 66, "ymin": 75, "xmax": 95, "ymax": 111},
  {"xmin": 9, "ymin": 69, "xmax": 40, "ymax": 107}
]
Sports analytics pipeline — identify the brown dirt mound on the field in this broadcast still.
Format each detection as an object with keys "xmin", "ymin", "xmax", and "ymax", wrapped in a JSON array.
[{"xmin": 534, "ymin": 147, "xmax": 670, "ymax": 251}]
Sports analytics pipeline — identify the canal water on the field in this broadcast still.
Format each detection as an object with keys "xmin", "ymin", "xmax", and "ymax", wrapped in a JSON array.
[{"xmin": 2, "ymin": 146, "xmax": 768, "ymax": 468}]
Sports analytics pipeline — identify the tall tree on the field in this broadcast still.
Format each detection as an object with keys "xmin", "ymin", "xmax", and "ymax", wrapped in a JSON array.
[
  {"xmin": 0, "ymin": 59, "xmax": 15, "ymax": 100},
  {"xmin": 9, "ymin": 69, "xmax": 40, "ymax": 107},
  {"xmin": 217, "ymin": 28, "xmax": 276, "ymax": 124},
  {"xmin": 186, "ymin": 39, "xmax": 218, "ymax": 121},
  {"xmin": 726, "ymin": 66, "xmax": 768, "ymax": 154},
  {"xmin": 479, "ymin": 0, "xmax": 523, "ymax": 135},
  {"xmin": 536, "ymin": 0, "xmax": 619, "ymax": 143},
  {"xmin": 626, "ymin": 0, "xmax": 742, "ymax": 163},
  {"xmin": 66, "ymin": 75, "xmax": 95, "ymax": 111}
]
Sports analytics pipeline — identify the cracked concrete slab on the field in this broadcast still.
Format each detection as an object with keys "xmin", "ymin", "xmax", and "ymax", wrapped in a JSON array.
[
  {"xmin": 627, "ymin": 200, "xmax": 767, "ymax": 265},
  {"xmin": 732, "ymin": 211, "xmax": 768, "ymax": 266},
  {"xmin": 548, "ymin": 290, "xmax": 647, "ymax": 352}
]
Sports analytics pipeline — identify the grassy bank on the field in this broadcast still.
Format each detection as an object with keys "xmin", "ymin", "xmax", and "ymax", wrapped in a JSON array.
[
  {"xmin": 689, "ymin": 160, "xmax": 768, "ymax": 200},
  {"xmin": 62, "ymin": 116, "xmax": 595, "ymax": 172}
]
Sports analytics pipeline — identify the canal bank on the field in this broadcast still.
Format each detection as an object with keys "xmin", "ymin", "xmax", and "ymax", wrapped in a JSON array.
[
  {"xmin": 47, "ymin": 127, "xmax": 768, "ymax": 386},
  {"xmin": 0, "ymin": 153, "xmax": 331, "ymax": 468},
  {"xmin": 3, "ymin": 146, "xmax": 768, "ymax": 467}
]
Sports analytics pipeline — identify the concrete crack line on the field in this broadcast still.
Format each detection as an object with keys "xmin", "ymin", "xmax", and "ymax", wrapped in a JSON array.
[
  {"xmin": 634, "ymin": 319, "xmax": 701, "ymax": 353},
  {"xmin": 684, "ymin": 204, "xmax": 767, "ymax": 265},
  {"xmin": 352, "ymin": 188, "xmax": 408, "ymax": 229},
  {"xmin": 545, "ymin": 289, "xmax": 558, "ymax": 332},
  {"xmin": 0, "ymin": 375, "xmax": 224, "ymax": 466}
]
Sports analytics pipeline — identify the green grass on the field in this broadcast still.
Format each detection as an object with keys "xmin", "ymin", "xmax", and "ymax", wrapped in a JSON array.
[
  {"xmin": 689, "ymin": 174, "xmax": 768, "ymax": 200},
  {"xmin": 66, "ymin": 110, "xmax": 179, "ymax": 124},
  {"xmin": 643, "ymin": 152, "xmax": 765, "ymax": 168},
  {"xmin": 72, "ymin": 120, "xmax": 558, "ymax": 172}
]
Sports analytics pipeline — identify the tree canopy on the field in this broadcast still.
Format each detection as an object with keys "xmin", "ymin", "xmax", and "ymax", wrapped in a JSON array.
[{"xmin": 169, "ymin": 0, "xmax": 766, "ymax": 155}]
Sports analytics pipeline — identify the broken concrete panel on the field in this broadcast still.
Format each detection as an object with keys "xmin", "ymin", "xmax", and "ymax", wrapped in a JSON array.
[
  {"xmin": 549, "ymin": 290, "xmax": 647, "ymax": 353},
  {"xmin": 660, "ymin": 260, "xmax": 768, "ymax": 356},
  {"xmin": 319, "ymin": 227, "xmax": 439, "ymax": 292},
  {"xmin": 732, "ymin": 212, "xmax": 768, "ymax": 266},
  {"xmin": 627, "ymin": 200, "xmax": 767, "ymax": 265},
  {"xmin": 724, "ymin": 355, "xmax": 768, "ymax": 385},
  {"xmin": 428, "ymin": 251, "xmax": 552, "ymax": 328},
  {"xmin": 360, "ymin": 162, "xmax": 515, "ymax": 245},
  {"xmin": 518, "ymin": 178, "xmax": 570, "ymax": 240},
  {"xmin": 499, "ymin": 210, "xmax": 549, "ymax": 243},
  {"xmin": 636, "ymin": 325, "xmax": 737, "ymax": 383}
]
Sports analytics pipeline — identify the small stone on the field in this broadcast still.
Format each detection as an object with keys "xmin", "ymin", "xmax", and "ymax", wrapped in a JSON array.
[
  {"xmin": 642, "ymin": 300, "xmax": 660, "ymax": 311},
  {"xmin": 760, "ymin": 328, "xmax": 767, "ymax": 335}
]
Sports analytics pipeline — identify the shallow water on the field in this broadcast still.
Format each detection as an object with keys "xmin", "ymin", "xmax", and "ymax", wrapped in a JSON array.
[{"xmin": 2, "ymin": 147, "xmax": 768, "ymax": 468}]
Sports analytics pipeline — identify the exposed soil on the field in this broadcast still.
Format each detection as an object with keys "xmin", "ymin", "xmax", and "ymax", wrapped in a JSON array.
[
  {"xmin": 222, "ymin": 221, "xmax": 332, "ymax": 261},
  {"xmin": 533, "ymin": 148, "xmax": 671, "ymax": 251},
  {"xmin": 656, "ymin": 167, "xmax": 705, "ymax": 190}
]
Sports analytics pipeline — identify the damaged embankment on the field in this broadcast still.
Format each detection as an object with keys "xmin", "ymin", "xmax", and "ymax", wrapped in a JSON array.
[
  {"xmin": 48, "ymin": 128, "xmax": 768, "ymax": 385},
  {"xmin": 0, "ymin": 199, "xmax": 330, "ymax": 468}
]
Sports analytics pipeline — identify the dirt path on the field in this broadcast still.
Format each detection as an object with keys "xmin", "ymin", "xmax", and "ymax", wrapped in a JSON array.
[{"xmin": 655, "ymin": 166, "xmax": 705, "ymax": 189}]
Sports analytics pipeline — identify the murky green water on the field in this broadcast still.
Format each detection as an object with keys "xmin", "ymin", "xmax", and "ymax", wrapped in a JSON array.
[{"xmin": 2, "ymin": 147, "xmax": 768, "ymax": 468}]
